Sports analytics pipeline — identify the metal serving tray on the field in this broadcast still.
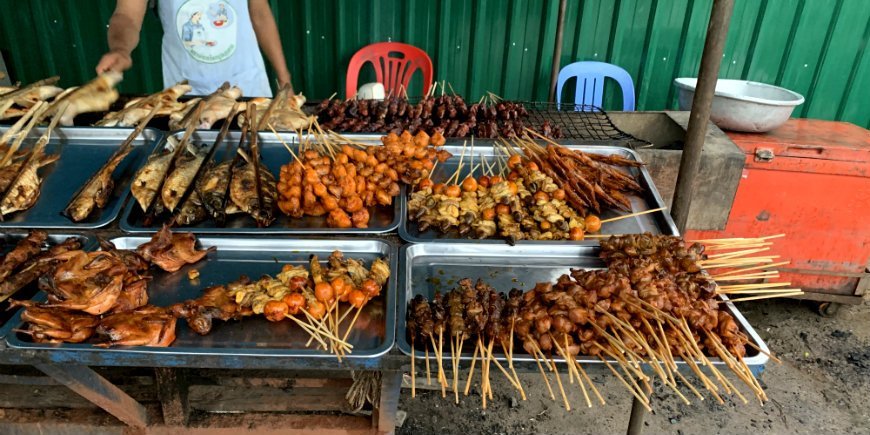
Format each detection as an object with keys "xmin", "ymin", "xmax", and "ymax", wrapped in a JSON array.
[
  {"xmin": 0, "ymin": 232, "xmax": 94, "ymax": 338},
  {"xmin": 0, "ymin": 126, "xmax": 162, "ymax": 229},
  {"xmin": 5, "ymin": 236, "xmax": 398, "ymax": 359},
  {"xmin": 396, "ymin": 242, "xmax": 770, "ymax": 369},
  {"xmin": 120, "ymin": 130, "xmax": 400, "ymax": 234},
  {"xmin": 398, "ymin": 143, "xmax": 678, "ymax": 244}
]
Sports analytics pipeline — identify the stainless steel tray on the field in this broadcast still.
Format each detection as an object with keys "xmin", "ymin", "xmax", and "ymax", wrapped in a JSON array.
[
  {"xmin": 396, "ymin": 242, "xmax": 770, "ymax": 368},
  {"xmin": 0, "ymin": 232, "xmax": 94, "ymax": 339},
  {"xmin": 0, "ymin": 126, "xmax": 162, "ymax": 229},
  {"xmin": 119, "ymin": 130, "xmax": 400, "ymax": 234},
  {"xmin": 5, "ymin": 236, "xmax": 398, "ymax": 359},
  {"xmin": 398, "ymin": 143, "xmax": 678, "ymax": 244}
]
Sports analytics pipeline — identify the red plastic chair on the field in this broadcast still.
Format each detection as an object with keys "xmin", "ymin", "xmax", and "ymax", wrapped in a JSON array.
[{"xmin": 345, "ymin": 42, "xmax": 433, "ymax": 99}]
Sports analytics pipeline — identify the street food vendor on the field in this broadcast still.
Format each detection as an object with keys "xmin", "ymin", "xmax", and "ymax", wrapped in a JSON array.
[{"xmin": 96, "ymin": 0, "xmax": 292, "ymax": 97}]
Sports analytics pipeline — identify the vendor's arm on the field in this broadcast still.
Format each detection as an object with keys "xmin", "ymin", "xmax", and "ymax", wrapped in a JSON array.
[
  {"xmin": 96, "ymin": 0, "xmax": 148, "ymax": 73},
  {"xmin": 249, "ymin": 0, "xmax": 293, "ymax": 94}
]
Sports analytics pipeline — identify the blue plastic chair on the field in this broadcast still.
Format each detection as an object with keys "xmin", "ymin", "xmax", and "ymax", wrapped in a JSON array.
[{"xmin": 556, "ymin": 61, "xmax": 636, "ymax": 111}]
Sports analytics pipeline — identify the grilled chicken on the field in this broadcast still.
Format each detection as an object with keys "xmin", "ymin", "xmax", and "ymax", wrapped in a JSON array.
[
  {"xmin": 96, "ymin": 306, "xmax": 177, "ymax": 347},
  {"xmin": 198, "ymin": 86, "xmax": 242, "ymax": 129},
  {"xmin": 135, "ymin": 225, "xmax": 214, "ymax": 273},
  {"xmin": 169, "ymin": 283, "xmax": 247, "ymax": 335},
  {"xmin": 238, "ymin": 92, "xmax": 312, "ymax": 131},
  {"xmin": 168, "ymin": 98, "xmax": 203, "ymax": 130},
  {"xmin": 98, "ymin": 82, "xmax": 192, "ymax": 127},
  {"xmin": 39, "ymin": 250, "xmax": 127, "ymax": 315},
  {"xmin": 51, "ymin": 72, "xmax": 122, "ymax": 126},
  {"xmin": 9, "ymin": 300, "xmax": 99, "ymax": 343}
]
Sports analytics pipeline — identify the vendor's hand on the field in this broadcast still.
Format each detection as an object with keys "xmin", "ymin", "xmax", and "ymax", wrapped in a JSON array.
[{"xmin": 96, "ymin": 50, "xmax": 133, "ymax": 74}]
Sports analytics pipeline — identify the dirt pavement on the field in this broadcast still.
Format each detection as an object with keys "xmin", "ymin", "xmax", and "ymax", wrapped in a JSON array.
[{"xmin": 398, "ymin": 299, "xmax": 870, "ymax": 435}]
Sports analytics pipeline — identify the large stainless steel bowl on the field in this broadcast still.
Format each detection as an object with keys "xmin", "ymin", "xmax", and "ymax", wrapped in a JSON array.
[{"xmin": 674, "ymin": 78, "xmax": 805, "ymax": 133}]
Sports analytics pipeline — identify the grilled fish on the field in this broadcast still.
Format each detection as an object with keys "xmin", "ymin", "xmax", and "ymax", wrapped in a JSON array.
[
  {"xmin": 161, "ymin": 144, "xmax": 207, "ymax": 212},
  {"xmin": 65, "ymin": 107, "xmax": 159, "ymax": 222},
  {"xmin": 196, "ymin": 159, "xmax": 233, "ymax": 222},
  {"xmin": 130, "ymin": 147, "xmax": 174, "ymax": 212},
  {"xmin": 229, "ymin": 159, "xmax": 276, "ymax": 227},
  {"xmin": 0, "ymin": 149, "xmax": 58, "ymax": 216},
  {"xmin": 130, "ymin": 102, "xmax": 203, "ymax": 214},
  {"xmin": 0, "ymin": 107, "xmax": 61, "ymax": 218},
  {"xmin": 176, "ymin": 189, "xmax": 208, "ymax": 226}
]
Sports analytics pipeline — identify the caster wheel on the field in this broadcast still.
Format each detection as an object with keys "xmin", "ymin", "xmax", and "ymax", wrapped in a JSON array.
[{"xmin": 817, "ymin": 302, "xmax": 841, "ymax": 317}]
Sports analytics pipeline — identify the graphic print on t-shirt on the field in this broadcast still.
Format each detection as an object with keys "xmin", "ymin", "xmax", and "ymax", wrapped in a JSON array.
[{"xmin": 175, "ymin": 0, "xmax": 237, "ymax": 63}]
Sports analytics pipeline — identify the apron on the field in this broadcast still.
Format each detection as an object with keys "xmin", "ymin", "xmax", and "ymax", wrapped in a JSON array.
[{"xmin": 158, "ymin": 0, "xmax": 272, "ymax": 97}]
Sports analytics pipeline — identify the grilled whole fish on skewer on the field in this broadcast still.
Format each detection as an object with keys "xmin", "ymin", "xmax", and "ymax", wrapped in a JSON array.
[
  {"xmin": 130, "ymin": 102, "xmax": 204, "ymax": 212},
  {"xmin": 64, "ymin": 106, "xmax": 161, "ymax": 222},
  {"xmin": 174, "ymin": 102, "xmax": 241, "ymax": 226},
  {"xmin": 230, "ymin": 104, "xmax": 276, "ymax": 227},
  {"xmin": 161, "ymin": 140, "xmax": 209, "ymax": 212},
  {"xmin": 0, "ymin": 105, "xmax": 63, "ymax": 218},
  {"xmin": 197, "ymin": 114, "xmax": 249, "ymax": 226}
]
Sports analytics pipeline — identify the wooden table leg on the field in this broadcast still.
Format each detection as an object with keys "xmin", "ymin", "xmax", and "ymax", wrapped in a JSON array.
[
  {"xmin": 374, "ymin": 371, "xmax": 402, "ymax": 435},
  {"xmin": 155, "ymin": 367, "xmax": 189, "ymax": 426},
  {"xmin": 35, "ymin": 364, "xmax": 148, "ymax": 428}
]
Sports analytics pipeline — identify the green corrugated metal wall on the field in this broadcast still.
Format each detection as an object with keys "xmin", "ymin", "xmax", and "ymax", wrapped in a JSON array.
[{"xmin": 0, "ymin": 0, "xmax": 867, "ymax": 127}]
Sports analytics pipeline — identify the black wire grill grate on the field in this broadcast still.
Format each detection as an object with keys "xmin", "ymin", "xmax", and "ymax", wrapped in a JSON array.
[{"xmin": 520, "ymin": 101, "xmax": 650, "ymax": 148}]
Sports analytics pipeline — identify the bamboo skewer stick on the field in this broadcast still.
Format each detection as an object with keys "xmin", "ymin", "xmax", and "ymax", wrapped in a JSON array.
[
  {"xmin": 596, "ymin": 353, "xmax": 652, "ymax": 412},
  {"xmin": 548, "ymin": 355, "xmax": 571, "ymax": 411},
  {"xmin": 485, "ymin": 340, "xmax": 495, "ymax": 400},
  {"xmin": 454, "ymin": 334, "xmax": 465, "ymax": 403},
  {"xmin": 284, "ymin": 315, "xmax": 329, "ymax": 349},
  {"xmin": 720, "ymin": 291, "xmax": 804, "ymax": 303},
  {"xmin": 717, "ymin": 282, "xmax": 792, "ymax": 290},
  {"xmin": 450, "ymin": 337, "xmax": 459, "ymax": 405},
  {"xmin": 425, "ymin": 347, "xmax": 431, "ymax": 385},
  {"xmin": 712, "ymin": 261, "xmax": 791, "ymax": 277},
  {"xmin": 704, "ymin": 242, "xmax": 773, "ymax": 251},
  {"xmin": 435, "ymin": 333, "xmax": 446, "ymax": 398},
  {"xmin": 464, "ymin": 341, "xmax": 480, "ymax": 396},
  {"xmin": 411, "ymin": 342, "xmax": 416, "ymax": 398},
  {"xmin": 706, "ymin": 247, "xmax": 771, "ymax": 259},
  {"xmin": 744, "ymin": 340, "xmax": 782, "ymax": 364},
  {"xmin": 712, "ymin": 272, "xmax": 781, "ymax": 281},
  {"xmin": 599, "ymin": 207, "xmax": 667, "ymax": 224},
  {"xmin": 575, "ymin": 359, "xmax": 605, "ymax": 405},
  {"xmin": 719, "ymin": 287, "xmax": 803, "ymax": 295},
  {"xmin": 552, "ymin": 334, "xmax": 591, "ymax": 408},
  {"xmin": 507, "ymin": 322, "xmax": 525, "ymax": 399},
  {"xmin": 530, "ymin": 344, "xmax": 556, "ymax": 401}
]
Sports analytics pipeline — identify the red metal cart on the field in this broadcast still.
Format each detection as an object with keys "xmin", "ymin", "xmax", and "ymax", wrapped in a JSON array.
[{"xmin": 686, "ymin": 119, "xmax": 870, "ymax": 315}]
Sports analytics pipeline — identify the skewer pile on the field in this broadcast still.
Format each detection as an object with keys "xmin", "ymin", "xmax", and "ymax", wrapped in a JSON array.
[
  {"xmin": 408, "ymin": 134, "xmax": 655, "ymax": 243},
  {"xmin": 406, "ymin": 233, "xmax": 789, "ymax": 409},
  {"xmin": 314, "ymin": 86, "xmax": 562, "ymax": 139},
  {"xmin": 275, "ymin": 128, "xmax": 450, "ymax": 228},
  {"xmin": 171, "ymin": 249, "xmax": 390, "ymax": 359}
]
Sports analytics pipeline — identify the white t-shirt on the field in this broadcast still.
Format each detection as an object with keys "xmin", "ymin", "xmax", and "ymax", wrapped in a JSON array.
[{"xmin": 158, "ymin": 0, "xmax": 272, "ymax": 97}]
